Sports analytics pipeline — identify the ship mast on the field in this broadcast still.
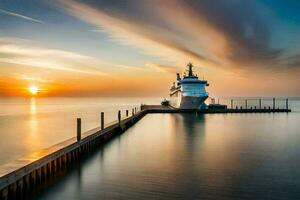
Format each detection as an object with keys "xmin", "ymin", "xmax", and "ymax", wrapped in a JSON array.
[{"xmin": 187, "ymin": 62, "xmax": 194, "ymax": 77}]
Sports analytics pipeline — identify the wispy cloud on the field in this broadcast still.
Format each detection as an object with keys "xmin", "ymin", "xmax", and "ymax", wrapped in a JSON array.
[
  {"xmin": 145, "ymin": 63, "xmax": 180, "ymax": 74},
  {"xmin": 0, "ymin": 8, "xmax": 44, "ymax": 24},
  {"xmin": 57, "ymin": 0, "xmax": 300, "ymax": 74},
  {"xmin": 113, "ymin": 64, "xmax": 150, "ymax": 71},
  {"xmin": 58, "ymin": 0, "xmax": 216, "ymax": 67},
  {"xmin": 0, "ymin": 38, "xmax": 108, "ymax": 76},
  {"xmin": 13, "ymin": 74, "xmax": 55, "ymax": 83}
]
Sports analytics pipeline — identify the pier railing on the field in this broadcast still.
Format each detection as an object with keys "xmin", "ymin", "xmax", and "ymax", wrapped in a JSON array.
[{"xmin": 209, "ymin": 97, "xmax": 290, "ymax": 110}]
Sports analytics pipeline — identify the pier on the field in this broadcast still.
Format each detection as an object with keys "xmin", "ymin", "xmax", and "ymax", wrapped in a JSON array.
[
  {"xmin": 142, "ymin": 105, "xmax": 291, "ymax": 113},
  {"xmin": 0, "ymin": 98, "xmax": 292, "ymax": 200},
  {"xmin": 0, "ymin": 108, "xmax": 146, "ymax": 200}
]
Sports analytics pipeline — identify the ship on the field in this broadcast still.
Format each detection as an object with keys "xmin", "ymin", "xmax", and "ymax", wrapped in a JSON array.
[{"xmin": 169, "ymin": 63, "xmax": 209, "ymax": 110}]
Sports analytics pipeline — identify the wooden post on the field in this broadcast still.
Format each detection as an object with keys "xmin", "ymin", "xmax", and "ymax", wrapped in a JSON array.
[
  {"xmin": 132, "ymin": 108, "xmax": 134, "ymax": 116},
  {"xmin": 259, "ymin": 99, "xmax": 262, "ymax": 109},
  {"xmin": 126, "ymin": 110, "xmax": 129, "ymax": 117},
  {"xmin": 77, "ymin": 118, "xmax": 81, "ymax": 142},
  {"xmin": 286, "ymin": 98, "xmax": 289, "ymax": 110},
  {"xmin": 273, "ymin": 98, "xmax": 275, "ymax": 109},
  {"xmin": 231, "ymin": 99, "xmax": 233, "ymax": 109},
  {"xmin": 135, "ymin": 107, "xmax": 137, "ymax": 114},
  {"xmin": 101, "ymin": 112, "xmax": 104, "ymax": 130},
  {"xmin": 118, "ymin": 110, "xmax": 121, "ymax": 124},
  {"xmin": 245, "ymin": 99, "xmax": 248, "ymax": 109}
]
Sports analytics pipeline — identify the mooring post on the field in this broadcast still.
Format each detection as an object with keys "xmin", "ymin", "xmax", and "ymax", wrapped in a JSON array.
[
  {"xmin": 135, "ymin": 107, "xmax": 137, "ymax": 114},
  {"xmin": 101, "ymin": 112, "xmax": 104, "ymax": 130},
  {"xmin": 77, "ymin": 118, "xmax": 81, "ymax": 142},
  {"xmin": 132, "ymin": 108, "xmax": 134, "ymax": 116},
  {"xmin": 273, "ymin": 98, "xmax": 275, "ymax": 109},
  {"xmin": 245, "ymin": 99, "xmax": 248, "ymax": 109},
  {"xmin": 286, "ymin": 98, "xmax": 289, "ymax": 110},
  {"xmin": 126, "ymin": 110, "xmax": 129, "ymax": 117},
  {"xmin": 118, "ymin": 110, "xmax": 121, "ymax": 124},
  {"xmin": 231, "ymin": 99, "xmax": 233, "ymax": 109},
  {"xmin": 259, "ymin": 99, "xmax": 262, "ymax": 109}
]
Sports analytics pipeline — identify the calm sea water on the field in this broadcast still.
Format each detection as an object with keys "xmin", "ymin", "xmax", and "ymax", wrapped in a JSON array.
[
  {"xmin": 0, "ymin": 97, "xmax": 159, "ymax": 165},
  {"xmin": 1, "ymin": 97, "xmax": 300, "ymax": 199}
]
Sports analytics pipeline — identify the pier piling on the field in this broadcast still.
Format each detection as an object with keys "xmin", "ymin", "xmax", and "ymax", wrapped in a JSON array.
[
  {"xmin": 101, "ymin": 112, "xmax": 104, "ymax": 130},
  {"xmin": 259, "ymin": 99, "xmax": 262, "ymax": 109},
  {"xmin": 77, "ymin": 118, "xmax": 81, "ymax": 142},
  {"xmin": 118, "ymin": 110, "xmax": 121, "ymax": 124},
  {"xmin": 245, "ymin": 99, "xmax": 248, "ymax": 109},
  {"xmin": 126, "ymin": 110, "xmax": 129, "ymax": 117},
  {"xmin": 273, "ymin": 98, "xmax": 276, "ymax": 109},
  {"xmin": 286, "ymin": 99, "xmax": 289, "ymax": 110},
  {"xmin": 231, "ymin": 99, "xmax": 233, "ymax": 109}
]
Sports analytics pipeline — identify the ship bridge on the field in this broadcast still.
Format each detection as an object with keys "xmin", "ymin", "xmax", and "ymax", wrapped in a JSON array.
[{"xmin": 181, "ymin": 63, "xmax": 209, "ymax": 86}]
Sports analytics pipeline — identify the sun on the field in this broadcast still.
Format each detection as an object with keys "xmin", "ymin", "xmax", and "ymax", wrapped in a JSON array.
[{"xmin": 28, "ymin": 86, "xmax": 39, "ymax": 95}]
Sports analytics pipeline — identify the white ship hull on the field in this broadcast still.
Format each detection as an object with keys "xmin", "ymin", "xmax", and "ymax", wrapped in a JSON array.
[{"xmin": 170, "ymin": 90, "xmax": 208, "ymax": 110}]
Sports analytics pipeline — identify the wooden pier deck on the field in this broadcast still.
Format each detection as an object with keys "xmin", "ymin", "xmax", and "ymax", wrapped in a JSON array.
[{"xmin": 0, "ymin": 104, "xmax": 292, "ymax": 199}]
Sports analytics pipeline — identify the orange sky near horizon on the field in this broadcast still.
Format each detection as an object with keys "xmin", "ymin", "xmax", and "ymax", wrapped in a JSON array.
[{"xmin": 1, "ymin": 62, "xmax": 299, "ymax": 98}]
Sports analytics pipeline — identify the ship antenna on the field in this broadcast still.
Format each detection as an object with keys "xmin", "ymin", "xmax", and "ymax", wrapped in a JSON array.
[{"xmin": 187, "ymin": 62, "xmax": 193, "ymax": 76}]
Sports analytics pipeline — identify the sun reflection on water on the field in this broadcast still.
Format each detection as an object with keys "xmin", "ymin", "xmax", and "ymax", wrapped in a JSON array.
[
  {"xmin": 27, "ymin": 97, "xmax": 40, "ymax": 150},
  {"xmin": 30, "ymin": 97, "xmax": 37, "ymax": 115}
]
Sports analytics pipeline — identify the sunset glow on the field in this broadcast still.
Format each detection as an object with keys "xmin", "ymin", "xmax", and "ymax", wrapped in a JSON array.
[
  {"xmin": 0, "ymin": 1, "xmax": 299, "ymax": 97},
  {"xmin": 28, "ymin": 86, "xmax": 39, "ymax": 96}
]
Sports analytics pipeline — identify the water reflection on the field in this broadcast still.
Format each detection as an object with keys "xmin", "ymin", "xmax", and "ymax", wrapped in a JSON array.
[
  {"xmin": 31, "ymin": 113, "xmax": 300, "ymax": 200},
  {"xmin": 30, "ymin": 97, "xmax": 37, "ymax": 115},
  {"xmin": 27, "ymin": 97, "xmax": 40, "ymax": 150}
]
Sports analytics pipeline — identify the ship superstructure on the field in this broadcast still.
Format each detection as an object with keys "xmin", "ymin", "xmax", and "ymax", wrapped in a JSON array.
[{"xmin": 170, "ymin": 63, "xmax": 209, "ymax": 109}]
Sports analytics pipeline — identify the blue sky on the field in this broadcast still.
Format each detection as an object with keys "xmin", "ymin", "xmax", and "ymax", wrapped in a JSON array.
[{"xmin": 0, "ymin": 0, "xmax": 299, "ymax": 97}]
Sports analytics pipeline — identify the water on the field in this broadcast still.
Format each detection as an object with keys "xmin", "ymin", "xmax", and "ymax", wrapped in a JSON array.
[
  {"xmin": 0, "ymin": 97, "xmax": 159, "ymax": 165},
  {"xmin": 28, "ymin": 100, "xmax": 300, "ymax": 200},
  {"xmin": 1, "ymin": 97, "xmax": 300, "ymax": 199}
]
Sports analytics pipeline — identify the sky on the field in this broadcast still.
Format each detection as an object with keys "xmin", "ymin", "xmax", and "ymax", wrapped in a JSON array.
[{"xmin": 0, "ymin": 0, "xmax": 300, "ymax": 97}]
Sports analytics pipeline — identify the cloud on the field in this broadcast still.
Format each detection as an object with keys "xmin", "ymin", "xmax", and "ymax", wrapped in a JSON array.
[
  {"xmin": 14, "ymin": 74, "xmax": 55, "ymax": 83},
  {"xmin": 58, "ymin": 0, "xmax": 216, "ymax": 66},
  {"xmin": 283, "ymin": 55, "xmax": 300, "ymax": 69},
  {"xmin": 57, "ymin": 0, "xmax": 300, "ymax": 73},
  {"xmin": 0, "ymin": 8, "xmax": 44, "ymax": 23},
  {"xmin": 0, "ymin": 38, "xmax": 108, "ymax": 76},
  {"xmin": 145, "ymin": 63, "xmax": 180, "ymax": 74},
  {"xmin": 113, "ymin": 64, "xmax": 150, "ymax": 71}
]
